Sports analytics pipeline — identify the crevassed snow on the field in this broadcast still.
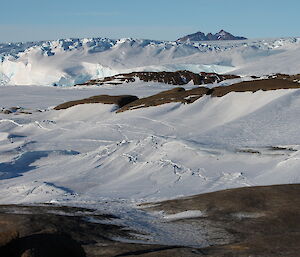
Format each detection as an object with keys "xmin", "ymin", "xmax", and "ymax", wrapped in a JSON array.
[{"xmin": 0, "ymin": 37, "xmax": 299, "ymax": 86}]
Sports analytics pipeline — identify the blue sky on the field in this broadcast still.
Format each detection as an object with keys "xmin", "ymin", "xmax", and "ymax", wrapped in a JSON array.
[{"xmin": 1, "ymin": 0, "xmax": 299, "ymax": 42}]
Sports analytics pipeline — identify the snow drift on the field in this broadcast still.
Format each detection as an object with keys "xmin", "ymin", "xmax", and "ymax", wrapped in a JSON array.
[{"xmin": 1, "ymin": 83, "xmax": 300, "ymax": 204}]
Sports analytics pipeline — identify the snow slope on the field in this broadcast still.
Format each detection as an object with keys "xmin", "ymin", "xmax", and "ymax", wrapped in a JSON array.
[
  {"xmin": 1, "ymin": 36, "xmax": 300, "ymax": 246},
  {"xmin": 0, "ymin": 84, "xmax": 300, "ymax": 205},
  {"xmin": 0, "ymin": 37, "xmax": 300, "ymax": 86}
]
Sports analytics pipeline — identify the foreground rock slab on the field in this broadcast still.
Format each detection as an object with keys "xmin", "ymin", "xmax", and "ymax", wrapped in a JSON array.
[
  {"xmin": 0, "ymin": 205, "xmax": 201, "ymax": 257},
  {"xmin": 142, "ymin": 184, "xmax": 300, "ymax": 257},
  {"xmin": 0, "ymin": 184, "xmax": 299, "ymax": 256}
]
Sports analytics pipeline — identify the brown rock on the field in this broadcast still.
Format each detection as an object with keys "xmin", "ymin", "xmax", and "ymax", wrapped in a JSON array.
[
  {"xmin": 55, "ymin": 76, "xmax": 300, "ymax": 113},
  {"xmin": 54, "ymin": 95, "xmax": 138, "ymax": 110},
  {"xmin": 117, "ymin": 86, "xmax": 209, "ymax": 112},
  {"xmin": 76, "ymin": 71, "xmax": 240, "ymax": 87},
  {"xmin": 0, "ymin": 230, "xmax": 19, "ymax": 247},
  {"xmin": 142, "ymin": 184, "xmax": 300, "ymax": 257},
  {"xmin": 210, "ymin": 78, "xmax": 300, "ymax": 97}
]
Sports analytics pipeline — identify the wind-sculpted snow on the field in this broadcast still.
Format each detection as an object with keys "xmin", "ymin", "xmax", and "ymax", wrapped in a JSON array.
[
  {"xmin": 0, "ymin": 37, "xmax": 299, "ymax": 86},
  {"xmin": 1, "ymin": 84, "xmax": 300, "ymax": 205}
]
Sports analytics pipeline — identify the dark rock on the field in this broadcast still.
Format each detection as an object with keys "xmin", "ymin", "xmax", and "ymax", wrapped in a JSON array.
[
  {"xmin": 57, "ymin": 75, "xmax": 300, "ymax": 113},
  {"xmin": 142, "ymin": 184, "xmax": 300, "ymax": 257},
  {"xmin": 210, "ymin": 78, "xmax": 300, "ymax": 97},
  {"xmin": 54, "ymin": 95, "xmax": 139, "ymax": 110},
  {"xmin": 75, "ymin": 71, "xmax": 240, "ymax": 87},
  {"xmin": 177, "ymin": 30, "xmax": 247, "ymax": 42},
  {"xmin": 1, "ymin": 233, "xmax": 86, "ymax": 257},
  {"xmin": 117, "ymin": 86, "xmax": 210, "ymax": 112},
  {"xmin": 0, "ymin": 230, "xmax": 19, "ymax": 247},
  {"xmin": 0, "ymin": 184, "xmax": 300, "ymax": 256},
  {"xmin": 0, "ymin": 204, "xmax": 203, "ymax": 257},
  {"xmin": 2, "ymin": 110, "xmax": 12, "ymax": 114}
]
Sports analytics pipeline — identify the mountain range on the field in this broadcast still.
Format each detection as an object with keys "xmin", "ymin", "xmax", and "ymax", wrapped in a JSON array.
[
  {"xmin": 1, "ymin": 36, "xmax": 299, "ymax": 86},
  {"xmin": 177, "ymin": 30, "xmax": 247, "ymax": 42}
]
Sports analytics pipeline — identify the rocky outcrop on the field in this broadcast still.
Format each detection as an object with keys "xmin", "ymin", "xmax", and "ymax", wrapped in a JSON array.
[
  {"xmin": 210, "ymin": 78, "xmax": 300, "ymax": 97},
  {"xmin": 55, "ymin": 75, "xmax": 300, "ymax": 112},
  {"xmin": 1, "ymin": 184, "xmax": 299, "ymax": 256},
  {"xmin": 117, "ymin": 87, "xmax": 210, "ymax": 112},
  {"xmin": 177, "ymin": 30, "xmax": 247, "ymax": 42},
  {"xmin": 54, "ymin": 95, "xmax": 138, "ymax": 110},
  {"xmin": 0, "ymin": 107, "xmax": 36, "ymax": 115},
  {"xmin": 142, "ymin": 184, "xmax": 300, "ymax": 257},
  {"xmin": 0, "ymin": 204, "xmax": 210, "ymax": 257},
  {"xmin": 268, "ymin": 73, "xmax": 300, "ymax": 82},
  {"xmin": 75, "ymin": 71, "xmax": 240, "ymax": 87},
  {"xmin": 0, "ymin": 205, "xmax": 131, "ymax": 257},
  {"xmin": 118, "ymin": 77, "xmax": 300, "ymax": 112}
]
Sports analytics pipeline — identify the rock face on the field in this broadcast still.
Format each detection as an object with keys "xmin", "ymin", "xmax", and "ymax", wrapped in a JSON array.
[
  {"xmin": 75, "ymin": 71, "xmax": 240, "ymax": 87},
  {"xmin": 177, "ymin": 30, "xmax": 247, "ymax": 42}
]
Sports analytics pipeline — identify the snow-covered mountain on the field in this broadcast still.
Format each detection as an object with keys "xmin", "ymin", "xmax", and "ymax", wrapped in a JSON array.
[
  {"xmin": 177, "ymin": 30, "xmax": 247, "ymax": 42},
  {"xmin": 0, "ymin": 37, "xmax": 300, "ymax": 86}
]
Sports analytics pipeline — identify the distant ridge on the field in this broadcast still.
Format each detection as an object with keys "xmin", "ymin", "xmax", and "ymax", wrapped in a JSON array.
[{"xmin": 177, "ymin": 30, "xmax": 247, "ymax": 42}]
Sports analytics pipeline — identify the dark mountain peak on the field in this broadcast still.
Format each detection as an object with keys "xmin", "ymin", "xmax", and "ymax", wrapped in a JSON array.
[
  {"xmin": 177, "ymin": 30, "xmax": 247, "ymax": 42},
  {"xmin": 177, "ymin": 31, "xmax": 207, "ymax": 42}
]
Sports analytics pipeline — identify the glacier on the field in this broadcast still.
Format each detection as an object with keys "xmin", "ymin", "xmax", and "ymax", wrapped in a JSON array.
[{"xmin": 0, "ymin": 37, "xmax": 300, "ymax": 86}]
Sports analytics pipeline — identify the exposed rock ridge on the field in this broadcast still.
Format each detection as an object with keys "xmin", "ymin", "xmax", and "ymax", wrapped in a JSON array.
[
  {"xmin": 53, "ymin": 76, "xmax": 300, "ymax": 112},
  {"xmin": 75, "ymin": 71, "xmax": 240, "ymax": 87},
  {"xmin": 54, "ymin": 95, "xmax": 138, "ymax": 110}
]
